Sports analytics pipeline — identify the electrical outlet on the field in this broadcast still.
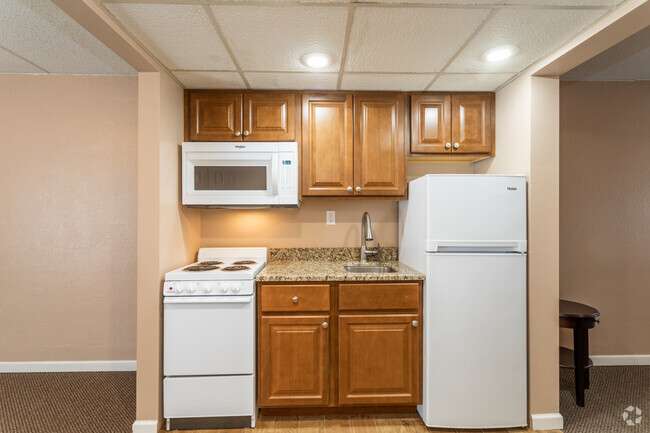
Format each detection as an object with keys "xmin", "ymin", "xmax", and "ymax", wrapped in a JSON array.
[{"xmin": 326, "ymin": 211, "xmax": 336, "ymax": 225}]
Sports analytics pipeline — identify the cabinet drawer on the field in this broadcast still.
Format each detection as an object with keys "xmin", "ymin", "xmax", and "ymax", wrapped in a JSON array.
[
  {"xmin": 261, "ymin": 284, "xmax": 330, "ymax": 312},
  {"xmin": 339, "ymin": 283, "xmax": 420, "ymax": 311}
]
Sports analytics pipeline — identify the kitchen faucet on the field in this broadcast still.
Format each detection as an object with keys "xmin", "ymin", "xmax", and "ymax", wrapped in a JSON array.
[{"xmin": 360, "ymin": 212, "xmax": 379, "ymax": 262}]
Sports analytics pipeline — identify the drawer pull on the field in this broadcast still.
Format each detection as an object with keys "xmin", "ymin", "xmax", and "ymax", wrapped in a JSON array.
[
  {"xmin": 322, "ymin": 322, "xmax": 328, "ymax": 329},
  {"xmin": 292, "ymin": 296, "xmax": 299, "ymax": 304},
  {"xmin": 412, "ymin": 320, "xmax": 419, "ymax": 327}
]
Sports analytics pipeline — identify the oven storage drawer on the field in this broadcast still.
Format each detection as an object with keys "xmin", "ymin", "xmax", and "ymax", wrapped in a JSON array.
[
  {"xmin": 164, "ymin": 296, "xmax": 255, "ymax": 376},
  {"xmin": 164, "ymin": 375, "xmax": 255, "ymax": 418}
]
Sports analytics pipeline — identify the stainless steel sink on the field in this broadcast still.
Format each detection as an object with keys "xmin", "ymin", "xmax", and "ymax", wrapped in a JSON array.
[{"xmin": 344, "ymin": 264, "xmax": 397, "ymax": 273}]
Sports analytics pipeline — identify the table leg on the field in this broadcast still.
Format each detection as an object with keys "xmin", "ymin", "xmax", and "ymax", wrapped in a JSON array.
[
  {"xmin": 573, "ymin": 328, "xmax": 588, "ymax": 407},
  {"xmin": 584, "ymin": 331, "xmax": 590, "ymax": 390}
]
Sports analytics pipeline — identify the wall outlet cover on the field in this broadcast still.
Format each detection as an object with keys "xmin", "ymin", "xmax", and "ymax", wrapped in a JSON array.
[{"xmin": 326, "ymin": 211, "xmax": 335, "ymax": 225}]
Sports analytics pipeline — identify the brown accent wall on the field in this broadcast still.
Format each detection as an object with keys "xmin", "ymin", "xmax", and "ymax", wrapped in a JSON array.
[
  {"xmin": 0, "ymin": 74, "xmax": 137, "ymax": 362},
  {"xmin": 560, "ymin": 80, "xmax": 650, "ymax": 355}
]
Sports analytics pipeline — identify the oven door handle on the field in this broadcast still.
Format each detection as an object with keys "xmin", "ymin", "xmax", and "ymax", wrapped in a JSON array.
[{"xmin": 163, "ymin": 296, "xmax": 252, "ymax": 304}]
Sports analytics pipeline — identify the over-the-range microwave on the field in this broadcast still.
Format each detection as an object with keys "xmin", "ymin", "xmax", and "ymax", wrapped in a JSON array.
[{"xmin": 181, "ymin": 142, "xmax": 299, "ymax": 208}]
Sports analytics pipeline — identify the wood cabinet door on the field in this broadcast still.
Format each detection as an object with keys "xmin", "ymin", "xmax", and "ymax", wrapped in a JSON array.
[
  {"xmin": 338, "ymin": 314, "xmax": 420, "ymax": 405},
  {"xmin": 244, "ymin": 92, "xmax": 296, "ymax": 141},
  {"xmin": 410, "ymin": 93, "xmax": 452, "ymax": 153},
  {"xmin": 451, "ymin": 93, "xmax": 494, "ymax": 154},
  {"xmin": 259, "ymin": 315, "xmax": 330, "ymax": 407},
  {"xmin": 301, "ymin": 93, "xmax": 354, "ymax": 197},
  {"xmin": 354, "ymin": 93, "xmax": 406, "ymax": 197},
  {"xmin": 189, "ymin": 91, "xmax": 242, "ymax": 141}
]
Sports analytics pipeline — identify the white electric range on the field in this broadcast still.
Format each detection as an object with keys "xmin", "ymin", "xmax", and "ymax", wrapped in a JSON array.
[{"xmin": 163, "ymin": 247, "xmax": 267, "ymax": 431}]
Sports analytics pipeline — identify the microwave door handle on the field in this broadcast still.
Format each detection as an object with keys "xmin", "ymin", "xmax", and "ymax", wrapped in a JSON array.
[{"xmin": 271, "ymin": 153, "xmax": 278, "ymax": 195}]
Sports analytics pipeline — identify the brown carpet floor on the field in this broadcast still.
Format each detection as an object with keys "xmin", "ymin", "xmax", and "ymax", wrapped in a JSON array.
[
  {"xmin": 560, "ymin": 366, "xmax": 650, "ymax": 433},
  {"xmin": 0, "ymin": 371, "xmax": 135, "ymax": 433}
]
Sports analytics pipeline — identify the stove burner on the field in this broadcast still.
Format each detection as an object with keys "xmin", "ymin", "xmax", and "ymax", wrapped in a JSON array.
[
  {"xmin": 183, "ymin": 265, "xmax": 219, "ymax": 272},
  {"xmin": 232, "ymin": 260, "xmax": 257, "ymax": 265},
  {"xmin": 198, "ymin": 261, "xmax": 224, "ymax": 266},
  {"xmin": 221, "ymin": 265, "xmax": 251, "ymax": 272}
]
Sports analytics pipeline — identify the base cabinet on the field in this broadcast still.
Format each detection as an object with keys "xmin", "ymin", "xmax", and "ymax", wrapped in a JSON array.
[
  {"xmin": 259, "ymin": 316, "xmax": 330, "ymax": 407},
  {"xmin": 338, "ymin": 314, "xmax": 420, "ymax": 405},
  {"xmin": 258, "ymin": 281, "xmax": 422, "ymax": 409}
]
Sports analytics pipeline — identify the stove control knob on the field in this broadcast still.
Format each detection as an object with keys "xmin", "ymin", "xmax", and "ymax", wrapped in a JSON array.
[
  {"xmin": 232, "ymin": 286, "xmax": 241, "ymax": 293},
  {"xmin": 219, "ymin": 287, "xmax": 228, "ymax": 293},
  {"xmin": 176, "ymin": 285, "xmax": 184, "ymax": 293},
  {"xmin": 186, "ymin": 285, "xmax": 195, "ymax": 294},
  {"xmin": 203, "ymin": 286, "xmax": 212, "ymax": 294}
]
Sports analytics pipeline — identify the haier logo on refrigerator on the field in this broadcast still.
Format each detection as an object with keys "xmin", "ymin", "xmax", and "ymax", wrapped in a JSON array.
[{"xmin": 507, "ymin": 187, "xmax": 518, "ymax": 191}]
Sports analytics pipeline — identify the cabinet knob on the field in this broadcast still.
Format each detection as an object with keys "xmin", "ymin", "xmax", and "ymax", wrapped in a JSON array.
[
  {"xmin": 453, "ymin": 142, "xmax": 460, "ymax": 149},
  {"xmin": 355, "ymin": 186, "xmax": 361, "ymax": 192},
  {"xmin": 322, "ymin": 322, "xmax": 329, "ymax": 329},
  {"xmin": 243, "ymin": 130, "xmax": 250, "ymax": 137},
  {"xmin": 445, "ymin": 142, "xmax": 451, "ymax": 149},
  {"xmin": 412, "ymin": 320, "xmax": 419, "ymax": 327},
  {"xmin": 234, "ymin": 131, "xmax": 241, "ymax": 137},
  {"xmin": 292, "ymin": 296, "xmax": 299, "ymax": 304},
  {"xmin": 347, "ymin": 186, "xmax": 353, "ymax": 193}
]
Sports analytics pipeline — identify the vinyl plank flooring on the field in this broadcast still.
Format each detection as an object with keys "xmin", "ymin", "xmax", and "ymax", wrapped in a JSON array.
[
  {"xmin": 299, "ymin": 416, "xmax": 326, "ymax": 433},
  {"xmin": 274, "ymin": 416, "xmax": 299, "ymax": 433},
  {"xmin": 349, "ymin": 414, "xmax": 377, "ymax": 433},
  {"xmin": 323, "ymin": 416, "xmax": 351, "ymax": 432}
]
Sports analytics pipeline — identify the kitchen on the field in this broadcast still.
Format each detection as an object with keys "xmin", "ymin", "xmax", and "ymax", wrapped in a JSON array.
[{"xmin": 1, "ymin": 1, "xmax": 649, "ymax": 433}]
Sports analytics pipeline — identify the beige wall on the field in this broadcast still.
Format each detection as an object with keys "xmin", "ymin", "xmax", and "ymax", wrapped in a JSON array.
[
  {"xmin": 135, "ymin": 72, "xmax": 201, "ymax": 426},
  {"xmin": 200, "ymin": 163, "xmax": 472, "ymax": 249},
  {"xmin": 559, "ymin": 80, "xmax": 650, "ymax": 355},
  {"xmin": 0, "ymin": 74, "xmax": 137, "ymax": 362}
]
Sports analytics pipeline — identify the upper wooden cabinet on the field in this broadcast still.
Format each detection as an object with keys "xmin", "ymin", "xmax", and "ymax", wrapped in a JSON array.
[
  {"xmin": 301, "ymin": 92, "xmax": 407, "ymax": 198},
  {"xmin": 301, "ymin": 93, "xmax": 354, "ymax": 197},
  {"xmin": 410, "ymin": 92, "xmax": 494, "ymax": 157},
  {"xmin": 186, "ymin": 90, "xmax": 297, "ymax": 142},
  {"xmin": 354, "ymin": 93, "xmax": 407, "ymax": 197}
]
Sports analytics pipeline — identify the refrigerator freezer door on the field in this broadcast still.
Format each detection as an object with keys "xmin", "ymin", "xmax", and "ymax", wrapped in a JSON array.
[
  {"xmin": 420, "ymin": 253, "xmax": 527, "ymax": 428},
  {"xmin": 423, "ymin": 175, "xmax": 527, "ymax": 252}
]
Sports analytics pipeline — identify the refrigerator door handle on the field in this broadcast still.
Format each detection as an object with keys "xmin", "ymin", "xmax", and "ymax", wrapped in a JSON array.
[{"xmin": 426, "ymin": 240, "xmax": 527, "ymax": 253}]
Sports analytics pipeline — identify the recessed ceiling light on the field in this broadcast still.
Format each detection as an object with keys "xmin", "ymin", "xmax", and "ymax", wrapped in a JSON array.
[
  {"xmin": 301, "ymin": 52, "xmax": 332, "ymax": 69},
  {"xmin": 482, "ymin": 45, "xmax": 520, "ymax": 63}
]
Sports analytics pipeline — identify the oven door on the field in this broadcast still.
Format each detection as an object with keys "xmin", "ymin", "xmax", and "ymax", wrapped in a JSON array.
[
  {"xmin": 163, "ymin": 296, "xmax": 255, "ymax": 376},
  {"xmin": 182, "ymin": 142, "xmax": 279, "ymax": 206}
]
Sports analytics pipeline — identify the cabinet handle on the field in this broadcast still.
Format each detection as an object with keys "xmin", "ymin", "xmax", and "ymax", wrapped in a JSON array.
[
  {"xmin": 322, "ymin": 322, "xmax": 328, "ymax": 329},
  {"xmin": 453, "ymin": 142, "xmax": 460, "ymax": 149},
  {"xmin": 292, "ymin": 296, "xmax": 299, "ymax": 304},
  {"xmin": 234, "ymin": 131, "xmax": 241, "ymax": 137},
  {"xmin": 243, "ymin": 130, "xmax": 250, "ymax": 137},
  {"xmin": 412, "ymin": 320, "xmax": 419, "ymax": 327},
  {"xmin": 347, "ymin": 186, "xmax": 353, "ymax": 193},
  {"xmin": 355, "ymin": 186, "xmax": 361, "ymax": 192},
  {"xmin": 445, "ymin": 142, "xmax": 451, "ymax": 149}
]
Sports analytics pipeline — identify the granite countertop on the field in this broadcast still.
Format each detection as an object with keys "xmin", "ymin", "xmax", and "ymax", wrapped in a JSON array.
[{"xmin": 257, "ymin": 249, "xmax": 424, "ymax": 282}]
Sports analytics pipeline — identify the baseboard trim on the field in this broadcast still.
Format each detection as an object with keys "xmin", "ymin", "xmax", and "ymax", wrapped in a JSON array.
[
  {"xmin": 0, "ymin": 360, "xmax": 136, "ymax": 373},
  {"xmin": 132, "ymin": 420, "xmax": 158, "ymax": 433},
  {"xmin": 592, "ymin": 355, "xmax": 650, "ymax": 366},
  {"xmin": 530, "ymin": 413, "xmax": 563, "ymax": 431}
]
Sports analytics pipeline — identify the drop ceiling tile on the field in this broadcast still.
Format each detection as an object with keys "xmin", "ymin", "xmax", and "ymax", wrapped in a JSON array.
[
  {"xmin": 0, "ymin": 47, "xmax": 44, "ymax": 73},
  {"xmin": 174, "ymin": 71, "xmax": 246, "ymax": 89},
  {"xmin": 246, "ymin": 72, "xmax": 338, "ymax": 90},
  {"xmin": 354, "ymin": 0, "xmax": 504, "ymax": 3},
  {"xmin": 447, "ymin": 8, "xmax": 608, "ymax": 73},
  {"xmin": 340, "ymin": 73, "xmax": 434, "ymax": 91},
  {"xmin": 212, "ymin": 5, "xmax": 348, "ymax": 72},
  {"xmin": 345, "ymin": 7, "xmax": 490, "ymax": 73},
  {"xmin": 504, "ymin": 0, "xmax": 621, "ymax": 5},
  {"xmin": 105, "ymin": 3, "xmax": 235, "ymax": 71},
  {"xmin": 429, "ymin": 73, "xmax": 516, "ymax": 91},
  {"xmin": 0, "ymin": 0, "xmax": 134, "ymax": 74}
]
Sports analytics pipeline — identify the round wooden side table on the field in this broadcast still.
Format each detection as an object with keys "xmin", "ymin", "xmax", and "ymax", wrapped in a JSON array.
[{"xmin": 559, "ymin": 299, "xmax": 600, "ymax": 407}]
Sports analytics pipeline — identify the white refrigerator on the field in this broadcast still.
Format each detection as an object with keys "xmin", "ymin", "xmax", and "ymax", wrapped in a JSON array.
[{"xmin": 399, "ymin": 174, "xmax": 527, "ymax": 429}]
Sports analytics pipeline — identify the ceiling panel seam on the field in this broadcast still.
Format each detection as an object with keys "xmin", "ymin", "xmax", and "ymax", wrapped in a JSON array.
[
  {"xmin": 100, "ymin": 1, "xmax": 610, "ymax": 12},
  {"xmin": 203, "ymin": 5, "xmax": 250, "ymax": 89},
  {"xmin": 337, "ymin": 6, "xmax": 356, "ymax": 91},
  {"xmin": 424, "ymin": 8, "xmax": 497, "ymax": 91},
  {"xmin": 0, "ymin": 44, "xmax": 49, "ymax": 73}
]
